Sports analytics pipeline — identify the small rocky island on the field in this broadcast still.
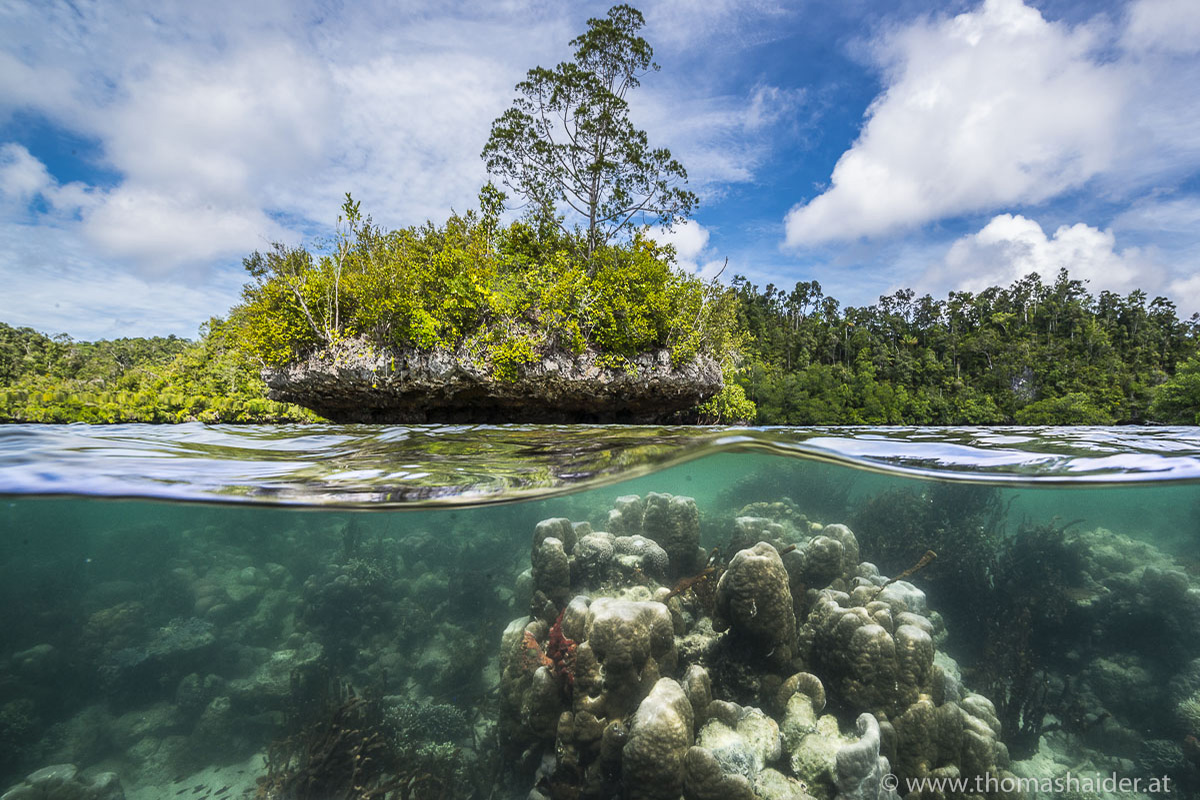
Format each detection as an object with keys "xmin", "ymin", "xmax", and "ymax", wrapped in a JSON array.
[{"xmin": 264, "ymin": 337, "xmax": 723, "ymax": 424}]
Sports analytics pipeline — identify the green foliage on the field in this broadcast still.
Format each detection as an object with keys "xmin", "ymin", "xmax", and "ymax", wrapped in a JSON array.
[
  {"xmin": 1149, "ymin": 355, "xmax": 1200, "ymax": 423},
  {"xmin": 696, "ymin": 381, "xmax": 756, "ymax": 424},
  {"xmin": 0, "ymin": 319, "xmax": 318, "ymax": 424},
  {"xmin": 731, "ymin": 270, "xmax": 1199, "ymax": 424},
  {"xmin": 481, "ymin": 4, "xmax": 696, "ymax": 254},
  {"xmin": 1014, "ymin": 392, "xmax": 1115, "ymax": 425},
  {"xmin": 234, "ymin": 196, "xmax": 736, "ymax": 385}
]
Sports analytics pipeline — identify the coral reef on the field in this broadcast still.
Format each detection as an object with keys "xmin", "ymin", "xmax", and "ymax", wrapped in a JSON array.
[
  {"xmin": 12, "ymin": 465, "xmax": 1200, "ymax": 800},
  {"xmin": 499, "ymin": 492, "xmax": 1021, "ymax": 799},
  {"xmin": 0, "ymin": 506, "xmax": 514, "ymax": 799}
]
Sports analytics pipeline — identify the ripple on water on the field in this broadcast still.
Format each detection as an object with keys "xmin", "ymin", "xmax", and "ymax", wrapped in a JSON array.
[{"xmin": 2, "ymin": 423, "xmax": 1200, "ymax": 507}]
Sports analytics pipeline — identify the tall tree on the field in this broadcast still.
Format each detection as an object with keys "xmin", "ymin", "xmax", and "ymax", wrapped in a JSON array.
[{"xmin": 482, "ymin": 4, "xmax": 696, "ymax": 256}]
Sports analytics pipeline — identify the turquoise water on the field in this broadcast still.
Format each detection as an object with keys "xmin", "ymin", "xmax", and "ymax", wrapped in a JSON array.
[{"xmin": 2, "ymin": 425, "xmax": 1200, "ymax": 800}]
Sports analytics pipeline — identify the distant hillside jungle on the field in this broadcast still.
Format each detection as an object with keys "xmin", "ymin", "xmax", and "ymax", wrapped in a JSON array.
[{"xmin": 3, "ymin": 268, "xmax": 1200, "ymax": 426}]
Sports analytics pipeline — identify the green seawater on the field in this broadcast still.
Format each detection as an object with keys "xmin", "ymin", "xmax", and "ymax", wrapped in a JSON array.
[{"xmin": 2, "ymin": 427, "xmax": 1200, "ymax": 800}]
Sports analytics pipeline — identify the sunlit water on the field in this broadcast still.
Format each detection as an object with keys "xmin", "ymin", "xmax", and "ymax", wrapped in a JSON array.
[{"xmin": 2, "ymin": 424, "xmax": 1199, "ymax": 800}]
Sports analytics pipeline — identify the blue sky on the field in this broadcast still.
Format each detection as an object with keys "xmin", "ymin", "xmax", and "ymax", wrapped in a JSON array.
[{"xmin": 1, "ymin": 0, "xmax": 1199, "ymax": 340}]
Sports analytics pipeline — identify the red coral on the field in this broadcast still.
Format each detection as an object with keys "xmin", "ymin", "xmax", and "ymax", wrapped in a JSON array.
[
  {"xmin": 521, "ymin": 610, "xmax": 577, "ymax": 696},
  {"xmin": 521, "ymin": 631, "xmax": 553, "ymax": 671},
  {"xmin": 546, "ymin": 608, "xmax": 577, "ymax": 688}
]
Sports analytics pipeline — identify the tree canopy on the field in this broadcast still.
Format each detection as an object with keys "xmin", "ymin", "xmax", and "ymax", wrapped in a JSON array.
[
  {"xmin": 234, "ymin": 192, "xmax": 742, "ymax": 382},
  {"xmin": 731, "ymin": 269, "xmax": 1200, "ymax": 425},
  {"xmin": 481, "ymin": 4, "xmax": 696, "ymax": 255}
]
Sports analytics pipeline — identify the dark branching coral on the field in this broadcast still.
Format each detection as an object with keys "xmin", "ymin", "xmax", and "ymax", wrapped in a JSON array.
[
  {"xmin": 974, "ymin": 520, "xmax": 1088, "ymax": 758},
  {"xmin": 258, "ymin": 690, "xmax": 406, "ymax": 800},
  {"xmin": 259, "ymin": 684, "xmax": 476, "ymax": 800},
  {"xmin": 385, "ymin": 701, "xmax": 470, "ymax": 746},
  {"xmin": 849, "ymin": 483, "xmax": 1005, "ymax": 610}
]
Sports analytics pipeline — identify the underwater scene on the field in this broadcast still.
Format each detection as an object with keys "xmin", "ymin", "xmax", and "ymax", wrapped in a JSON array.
[{"xmin": 3, "ymin": 425, "xmax": 1200, "ymax": 800}]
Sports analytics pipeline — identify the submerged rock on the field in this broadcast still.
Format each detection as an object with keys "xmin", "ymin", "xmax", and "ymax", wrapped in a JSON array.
[
  {"xmin": 1, "ymin": 764, "xmax": 123, "ymax": 800},
  {"xmin": 262, "ymin": 337, "xmax": 722, "ymax": 423}
]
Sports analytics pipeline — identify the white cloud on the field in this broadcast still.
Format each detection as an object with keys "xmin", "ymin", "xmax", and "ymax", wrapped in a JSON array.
[
  {"xmin": 0, "ymin": 219, "xmax": 245, "ymax": 340},
  {"xmin": 1113, "ymin": 195, "xmax": 1200, "ymax": 236},
  {"xmin": 0, "ymin": 143, "xmax": 97, "ymax": 215},
  {"xmin": 99, "ymin": 42, "xmax": 335, "ymax": 197},
  {"xmin": 935, "ymin": 213, "xmax": 1155, "ymax": 297},
  {"xmin": 0, "ymin": 143, "xmax": 52, "ymax": 200},
  {"xmin": 785, "ymin": 0, "xmax": 1128, "ymax": 245},
  {"xmin": 643, "ymin": 0, "xmax": 790, "ymax": 52},
  {"xmin": 1111, "ymin": 196, "xmax": 1200, "ymax": 314},
  {"xmin": 1167, "ymin": 274, "xmax": 1200, "ymax": 315},
  {"xmin": 83, "ymin": 186, "xmax": 291, "ymax": 271},
  {"xmin": 744, "ymin": 84, "xmax": 805, "ymax": 132},
  {"xmin": 1124, "ymin": 0, "xmax": 1200, "ymax": 54},
  {"xmin": 648, "ymin": 220, "xmax": 728, "ymax": 280}
]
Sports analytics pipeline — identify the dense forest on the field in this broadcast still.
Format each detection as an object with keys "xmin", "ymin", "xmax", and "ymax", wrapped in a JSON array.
[
  {"xmin": 732, "ymin": 269, "xmax": 1200, "ymax": 425},
  {"xmin": 0, "ymin": 319, "xmax": 315, "ymax": 423},
  {"xmin": 6, "ymin": 265, "xmax": 1200, "ymax": 425}
]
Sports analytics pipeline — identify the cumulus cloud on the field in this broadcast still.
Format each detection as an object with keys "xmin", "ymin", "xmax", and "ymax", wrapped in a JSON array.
[
  {"xmin": 1123, "ymin": 0, "xmax": 1200, "ymax": 53},
  {"xmin": 648, "ymin": 220, "xmax": 728, "ymax": 280},
  {"xmin": 0, "ymin": 143, "xmax": 98, "ymax": 218},
  {"xmin": 935, "ymin": 214, "xmax": 1155, "ymax": 297},
  {"xmin": 0, "ymin": 143, "xmax": 52, "ymax": 201},
  {"xmin": 0, "ymin": 219, "xmax": 246, "ymax": 340},
  {"xmin": 785, "ymin": 0, "xmax": 1125, "ymax": 246}
]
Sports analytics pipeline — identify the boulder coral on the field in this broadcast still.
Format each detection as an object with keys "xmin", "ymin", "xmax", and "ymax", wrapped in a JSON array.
[
  {"xmin": 623, "ymin": 678, "xmax": 694, "ymax": 800},
  {"xmin": 835, "ymin": 714, "xmax": 899, "ymax": 800},
  {"xmin": 714, "ymin": 542, "xmax": 796, "ymax": 657}
]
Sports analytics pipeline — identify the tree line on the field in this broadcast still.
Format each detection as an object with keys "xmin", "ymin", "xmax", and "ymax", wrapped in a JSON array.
[
  {"xmin": 0, "ymin": 319, "xmax": 315, "ymax": 424},
  {"xmin": 731, "ymin": 268, "xmax": 1200, "ymax": 425},
  {"xmin": 8, "ymin": 265, "xmax": 1200, "ymax": 426}
]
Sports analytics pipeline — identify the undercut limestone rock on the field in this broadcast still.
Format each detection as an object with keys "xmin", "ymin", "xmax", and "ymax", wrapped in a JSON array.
[{"xmin": 264, "ymin": 339, "xmax": 723, "ymax": 423}]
